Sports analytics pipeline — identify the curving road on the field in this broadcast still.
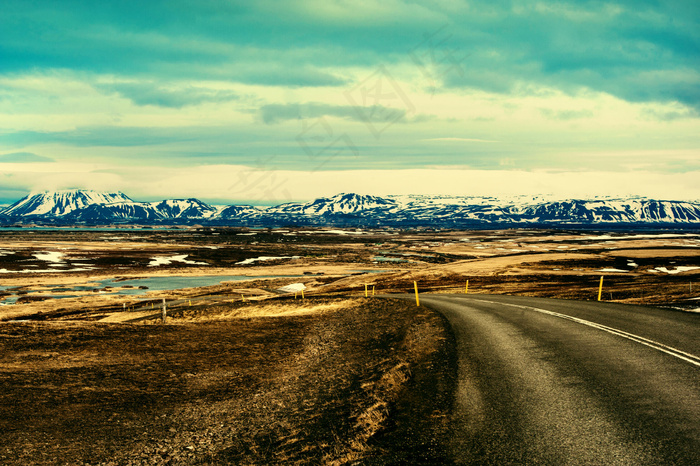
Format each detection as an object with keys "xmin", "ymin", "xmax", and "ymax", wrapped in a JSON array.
[{"xmin": 418, "ymin": 294, "xmax": 700, "ymax": 465}]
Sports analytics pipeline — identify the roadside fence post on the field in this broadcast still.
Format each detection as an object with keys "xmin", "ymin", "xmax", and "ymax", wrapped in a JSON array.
[
  {"xmin": 414, "ymin": 281, "xmax": 420, "ymax": 307},
  {"xmin": 598, "ymin": 276, "xmax": 604, "ymax": 301},
  {"xmin": 161, "ymin": 298, "xmax": 167, "ymax": 323}
]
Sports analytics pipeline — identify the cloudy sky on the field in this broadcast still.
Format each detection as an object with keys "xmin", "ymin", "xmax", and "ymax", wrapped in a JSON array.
[{"xmin": 1, "ymin": 0, "xmax": 698, "ymax": 205}]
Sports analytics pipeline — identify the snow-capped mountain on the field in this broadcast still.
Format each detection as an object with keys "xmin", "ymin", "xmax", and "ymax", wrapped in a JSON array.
[
  {"xmin": 2, "ymin": 190, "xmax": 700, "ymax": 228},
  {"xmin": 269, "ymin": 193, "xmax": 397, "ymax": 215},
  {"xmin": 148, "ymin": 199, "xmax": 220, "ymax": 219},
  {"xmin": 1, "ymin": 189, "xmax": 133, "ymax": 217},
  {"xmin": 63, "ymin": 202, "xmax": 165, "ymax": 222},
  {"xmin": 215, "ymin": 204, "xmax": 262, "ymax": 220},
  {"xmin": 514, "ymin": 199, "xmax": 700, "ymax": 224},
  {"xmin": 0, "ymin": 191, "xmax": 226, "ymax": 223}
]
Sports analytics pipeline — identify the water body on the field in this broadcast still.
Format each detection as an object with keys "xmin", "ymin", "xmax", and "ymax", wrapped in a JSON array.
[
  {"xmin": 372, "ymin": 256, "xmax": 408, "ymax": 263},
  {"xmin": 95, "ymin": 275, "xmax": 295, "ymax": 295},
  {"xmin": 0, "ymin": 274, "xmax": 314, "ymax": 304}
]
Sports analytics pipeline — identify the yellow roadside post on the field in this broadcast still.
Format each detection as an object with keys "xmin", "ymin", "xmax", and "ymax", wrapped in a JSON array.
[
  {"xmin": 465, "ymin": 279, "xmax": 469, "ymax": 294},
  {"xmin": 301, "ymin": 289, "xmax": 305, "ymax": 300},
  {"xmin": 241, "ymin": 294, "xmax": 245, "ymax": 302},
  {"xmin": 188, "ymin": 300, "xmax": 191, "ymax": 307},
  {"xmin": 365, "ymin": 283, "xmax": 368, "ymax": 298},
  {"xmin": 598, "ymin": 276, "xmax": 604, "ymax": 301},
  {"xmin": 414, "ymin": 281, "xmax": 420, "ymax": 307},
  {"xmin": 294, "ymin": 292, "xmax": 297, "ymax": 299},
  {"xmin": 372, "ymin": 285, "xmax": 375, "ymax": 296}
]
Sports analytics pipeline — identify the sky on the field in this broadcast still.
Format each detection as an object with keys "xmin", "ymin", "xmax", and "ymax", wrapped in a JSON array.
[{"xmin": 0, "ymin": 0, "xmax": 699, "ymax": 205}]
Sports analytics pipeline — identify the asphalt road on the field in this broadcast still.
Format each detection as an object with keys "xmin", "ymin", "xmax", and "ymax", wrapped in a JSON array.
[{"xmin": 419, "ymin": 294, "xmax": 700, "ymax": 465}]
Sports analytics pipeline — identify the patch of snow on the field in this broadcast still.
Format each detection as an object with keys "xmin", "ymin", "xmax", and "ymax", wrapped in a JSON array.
[
  {"xmin": 148, "ymin": 255, "xmax": 208, "ymax": 267},
  {"xmin": 277, "ymin": 283, "xmax": 306, "ymax": 293},
  {"xmin": 653, "ymin": 266, "xmax": 700, "ymax": 274},
  {"xmin": 236, "ymin": 255, "xmax": 301, "ymax": 265},
  {"xmin": 325, "ymin": 230, "xmax": 366, "ymax": 235},
  {"xmin": 0, "ymin": 267, "xmax": 94, "ymax": 273},
  {"xmin": 598, "ymin": 268, "xmax": 629, "ymax": 273},
  {"xmin": 581, "ymin": 233, "xmax": 700, "ymax": 241},
  {"xmin": 33, "ymin": 251, "xmax": 65, "ymax": 263}
]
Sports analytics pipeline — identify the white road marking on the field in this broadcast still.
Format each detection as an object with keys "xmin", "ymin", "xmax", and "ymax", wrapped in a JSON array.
[{"xmin": 492, "ymin": 301, "xmax": 700, "ymax": 368}]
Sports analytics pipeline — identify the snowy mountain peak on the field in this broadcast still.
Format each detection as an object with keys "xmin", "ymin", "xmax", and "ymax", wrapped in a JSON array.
[
  {"xmin": 149, "ymin": 199, "xmax": 218, "ymax": 218},
  {"xmin": 2, "ymin": 190, "xmax": 133, "ymax": 217},
  {"xmin": 273, "ymin": 193, "xmax": 397, "ymax": 215}
]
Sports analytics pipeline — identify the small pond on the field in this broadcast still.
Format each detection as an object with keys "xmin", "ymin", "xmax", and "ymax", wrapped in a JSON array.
[{"xmin": 0, "ymin": 274, "xmax": 314, "ymax": 304}]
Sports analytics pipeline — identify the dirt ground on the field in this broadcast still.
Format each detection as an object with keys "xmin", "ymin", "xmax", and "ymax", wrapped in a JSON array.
[{"xmin": 0, "ymin": 297, "xmax": 455, "ymax": 465}]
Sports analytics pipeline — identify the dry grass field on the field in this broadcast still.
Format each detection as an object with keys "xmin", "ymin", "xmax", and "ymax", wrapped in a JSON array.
[{"xmin": 0, "ymin": 297, "xmax": 454, "ymax": 465}]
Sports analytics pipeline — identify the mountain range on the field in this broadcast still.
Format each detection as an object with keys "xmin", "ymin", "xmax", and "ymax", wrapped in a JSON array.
[{"xmin": 1, "ymin": 190, "xmax": 700, "ymax": 229}]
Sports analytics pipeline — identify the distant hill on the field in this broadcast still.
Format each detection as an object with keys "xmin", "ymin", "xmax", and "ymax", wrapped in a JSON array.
[{"xmin": 2, "ymin": 190, "xmax": 700, "ymax": 229}]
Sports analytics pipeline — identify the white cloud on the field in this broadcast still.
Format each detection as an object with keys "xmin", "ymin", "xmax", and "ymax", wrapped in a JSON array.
[{"xmin": 3, "ymin": 161, "xmax": 700, "ymax": 204}]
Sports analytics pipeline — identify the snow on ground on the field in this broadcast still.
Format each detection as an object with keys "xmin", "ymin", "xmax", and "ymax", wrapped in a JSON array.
[
  {"xmin": 581, "ymin": 233, "xmax": 700, "ymax": 241},
  {"xmin": 301, "ymin": 230, "xmax": 366, "ymax": 235},
  {"xmin": 652, "ymin": 266, "xmax": 700, "ymax": 274},
  {"xmin": 34, "ymin": 251, "xmax": 65, "ymax": 263},
  {"xmin": 598, "ymin": 268, "xmax": 629, "ymax": 273},
  {"xmin": 236, "ymin": 255, "xmax": 301, "ymax": 265},
  {"xmin": 0, "ymin": 267, "xmax": 94, "ymax": 273},
  {"xmin": 148, "ymin": 255, "xmax": 208, "ymax": 267},
  {"xmin": 277, "ymin": 283, "xmax": 306, "ymax": 293}
]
